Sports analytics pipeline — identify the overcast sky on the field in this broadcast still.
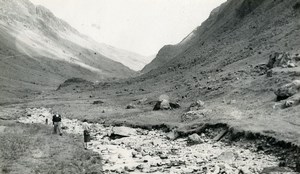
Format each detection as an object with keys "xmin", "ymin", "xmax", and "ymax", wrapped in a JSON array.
[{"xmin": 30, "ymin": 0, "xmax": 226, "ymax": 56}]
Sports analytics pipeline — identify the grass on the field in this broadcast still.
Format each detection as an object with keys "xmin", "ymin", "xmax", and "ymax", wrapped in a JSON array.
[
  {"xmin": 0, "ymin": 132, "xmax": 31, "ymax": 161},
  {"xmin": 0, "ymin": 122, "xmax": 103, "ymax": 174}
]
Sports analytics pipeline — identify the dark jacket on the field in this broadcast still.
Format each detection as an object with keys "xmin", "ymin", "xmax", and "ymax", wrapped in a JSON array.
[{"xmin": 52, "ymin": 114, "xmax": 62, "ymax": 122}]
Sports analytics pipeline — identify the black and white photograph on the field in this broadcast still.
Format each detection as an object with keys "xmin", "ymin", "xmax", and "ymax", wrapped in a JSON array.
[{"xmin": 0, "ymin": 0, "xmax": 300, "ymax": 173}]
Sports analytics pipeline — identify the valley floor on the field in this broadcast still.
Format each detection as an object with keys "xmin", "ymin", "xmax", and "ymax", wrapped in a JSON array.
[{"xmin": 1, "ymin": 78, "xmax": 300, "ymax": 173}]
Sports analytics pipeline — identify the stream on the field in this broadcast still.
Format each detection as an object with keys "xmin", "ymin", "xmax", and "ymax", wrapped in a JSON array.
[{"xmin": 18, "ymin": 107, "xmax": 279, "ymax": 174}]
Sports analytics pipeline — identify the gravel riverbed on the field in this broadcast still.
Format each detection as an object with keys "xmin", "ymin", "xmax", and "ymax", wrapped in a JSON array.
[{"xmin": 18, "ymin": 107, "xmax": 279, "ymax": 174}]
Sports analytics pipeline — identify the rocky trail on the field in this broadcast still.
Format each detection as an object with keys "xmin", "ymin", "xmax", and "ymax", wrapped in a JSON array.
[{"xmin": 18, "ymin": 108, "xmax": 283, "ymax": 174}]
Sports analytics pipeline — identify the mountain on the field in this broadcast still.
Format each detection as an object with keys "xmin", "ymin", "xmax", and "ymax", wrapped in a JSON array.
[
  {"xmin": 93, "ymin": 43, "xmax": 149, "ymax": 71},
  {"xmin": 0, "ymin": 0, "xmax": 140, "ymax": 102},
  {"xmin": 141, "ymin": 0, "xmax": 300, "ymax": 75}
]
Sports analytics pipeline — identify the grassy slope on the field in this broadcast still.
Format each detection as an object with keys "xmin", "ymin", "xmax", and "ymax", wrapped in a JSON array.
[{"xmin": 0, "ymin": 120, "xmax": 102, "ymax": 174}]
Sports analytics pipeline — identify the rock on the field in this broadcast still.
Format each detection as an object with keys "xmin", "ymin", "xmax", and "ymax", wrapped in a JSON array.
[
  {"xmin": 176, "ymin": 123, "xmax": 207, "ymax": 136},
  {"xmin": 160, "ymin": 99, "xmax": 171, "ymax": 109},
  {"xmin": 166, "ymin": 130, "xmax": 179, "ymax": 140},
  {"xmin": 137, "ymin": 97, "xmax": 148, "ymax": 104},
  {"xmin": 159, "ymin": 94, "xmax": 170, "ymax": 101},
  {"xmin": 267, "ymin": 52, "xmax": 297, "ymax": 68},
  {"xmin": 153, "ymin": 100, "xmax": 179, "ymax": 110},
  {"xmin": 217, "ymin": 150, "xmax": 238, "ymax": 162},
  {"xmin": 126, "ymin": 103, "xmax": 136, "ymax": 109},
  {"xmin": 132, "ymin": 150, "xmax": 137, "ymax": 158},
  {"xmin": 93, "ymin": 100, "xmax": 104, "ymax": 104},
  {"xmin": 134, "ymin": 146, "xmax": 142, "ymax": 152},
  {"xmin": 187, "ymin": 133, "xmax": 203, "ymax": 144},
  {"xmin": 188, "ymin": 100, "xmax": 205, "ymax": 111},
  {"xmin": 159, "ymin": 153, "xmax": 168, "ymax": 159},
  {"xmin": 61, "ymin": 126, "xmax": 68, "ymax": 130},
  {"xmin": 181, "ymin": 111, "xmax": 200, "ymax": 122},
  {"xmin": 124, "ymin": 165, "xmax": 135, "ymax": 172},
  {"xmin": 284, "ymin": 100, "xmax": 295, "ymax": 108},
  {"xmin": 153, "ymin": 101, "xmax": 162, "ymax": 110},
  {"xmin": 283, "ymin": 93, "xmax": 300, "ymax": 108},
  {"xmin": 111, "ymin": 126, "xmax": 137, "ymax": 137},
  {"xmin": 213, "ymin": 129, "xmax": 228, "ymax": 141},
  {"xmin": 275, "ymin": 80, "xmax": 300, "ymax": 100},
  {"xmin": 181, "ymin": 167, "xmax": 194, "ymax": 173},
  {"xmin": 181, "ymin": 109, "xmax": 212, "ymax": 122},
  {"xmin": 239, "ymin": 166, "xmax": 251, "ymax": 174},
  {"xmin": 288, "ymin": 62, "xmax": 296, "ymax": 68},
  {"xmin": 170, "ymin": 102, "xmax": 180, "ymax": 109}
]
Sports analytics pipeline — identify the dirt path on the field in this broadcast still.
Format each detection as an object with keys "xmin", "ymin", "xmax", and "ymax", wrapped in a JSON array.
[{"xmin": 18, "ymin": 107, "xmax": 280, "ymax": 174}]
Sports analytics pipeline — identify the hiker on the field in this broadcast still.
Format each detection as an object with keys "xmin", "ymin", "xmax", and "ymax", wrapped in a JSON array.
[
  {"xmin": 52, "ymin": 114, "xmax": 62, "ymax": 136},
  {"xmin": 82, "ymin": 119, "xmax": 91, "ymax": 150}
]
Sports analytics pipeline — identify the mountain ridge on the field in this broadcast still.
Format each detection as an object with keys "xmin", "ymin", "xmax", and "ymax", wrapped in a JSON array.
[{"xmin": 0, "ymin": 0, "xmax": 145, "ymax": 103}]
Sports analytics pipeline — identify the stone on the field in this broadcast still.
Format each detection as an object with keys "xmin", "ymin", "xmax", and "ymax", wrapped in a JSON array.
[
  {"xmin": 153, "ymin": 101, "xmax": 162, "ymax": 110},
  {"xmin": 132, "ymin": 150, "xmax": 137, "ymax": 158},
  {"xmin": 166, "ymin": 130, "xmax": 179, "ymax": 140},
  {"xmin": 267, "ymin": 52, "xmax": 297, "ymax": 69},
  {"xmin": 275, "ymin": 80, "xmax": 300, "ymax": 100},
  {"xmin": 160, "ymin": 99, "xmax": 171, "ymax": 109},
  {"xmin": 124, "ymin": 165, "xmax": 135, "ymax": 172},
  {"xmin": 284, "ymin": 100, "xmax": 295, "ymax": 108},
  {"xmin": 288, "ymin": 62, "xmax": 296, "ymax": 68},
  {"xmin": 213, "ymin": 129, "xmax": 228, "ymax": 141},
  {"xmin": 188, "ymin": 100, "xmax": 205, "ymax": 111},
  {"xmin": 181, "ymin": 109, "xmax": 211, "ymax": 122},
  {"xmin": 159, "ymin": 153, "xmax": 168, "ymax": 159},
  {"xmin": 111, "ymin": 126, "xmax": 137, "ymax": 137},
  {"xmin": 187, "ymin": 133, "xmax": 203, "ymax": 144},
  {"xmin": 170, "ymin": 102, "xmax": 180, "ymax": 109},
  {"xmin": 93, "ymin": 100, "xmax": 104, "ymax": 104},
  {"xmin": 137, "ymin": 97, "xmax": 148, "ymax": 104},
  {"xmin": 181, "ymin": 167, "xmax": 194, "ymax": 173},
  {"xmin": 126, "ymin": 103, "xmax": 136, "ymax": 109},
  {"xmin": 217, "ymin": 150, "xmax": 238, "ymax": 162}
]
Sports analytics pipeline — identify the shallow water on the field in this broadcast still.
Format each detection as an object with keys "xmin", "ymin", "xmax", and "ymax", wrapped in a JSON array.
[{"xmin": 19, "ymin": 107, "xmax": 279, "ymax": 174}]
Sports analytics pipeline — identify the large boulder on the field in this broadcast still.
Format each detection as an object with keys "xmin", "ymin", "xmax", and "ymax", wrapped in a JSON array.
[
  {"xmin": 275, "ymin": 80, "xmax": 300, "ymax": 100},
  {"xmin": 267, "ymin": 52, "xmax": 298, "ymax": 68},
  {"xmin": 111, "ymin": 126, "xmax": 137, "ymax": 138},
  {"xmin": 160, "ymin": 99, "xmax": 170, "ymax": 109},
  {"xmin": 153, "ymin": 100, "xmax": 180, "ymax": 110}
]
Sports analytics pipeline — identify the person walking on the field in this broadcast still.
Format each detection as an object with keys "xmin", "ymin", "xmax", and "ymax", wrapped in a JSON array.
[
  {"xmin": 52, "ymin": 114, "xmax": 62, "ymax": 136},
  {"xmin": 82, "ymin": 119, "xmax": 91, "ymax": 150}
]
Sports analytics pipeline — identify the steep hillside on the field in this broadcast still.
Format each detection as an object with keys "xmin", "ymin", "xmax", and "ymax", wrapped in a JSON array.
[
  {"xmin": 0, "ymin": 0, "xmax": 138, "ymax": 103},
  {"xmin": 142, "ymin": 0, "xmax": 300, "ymax": 74}
]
